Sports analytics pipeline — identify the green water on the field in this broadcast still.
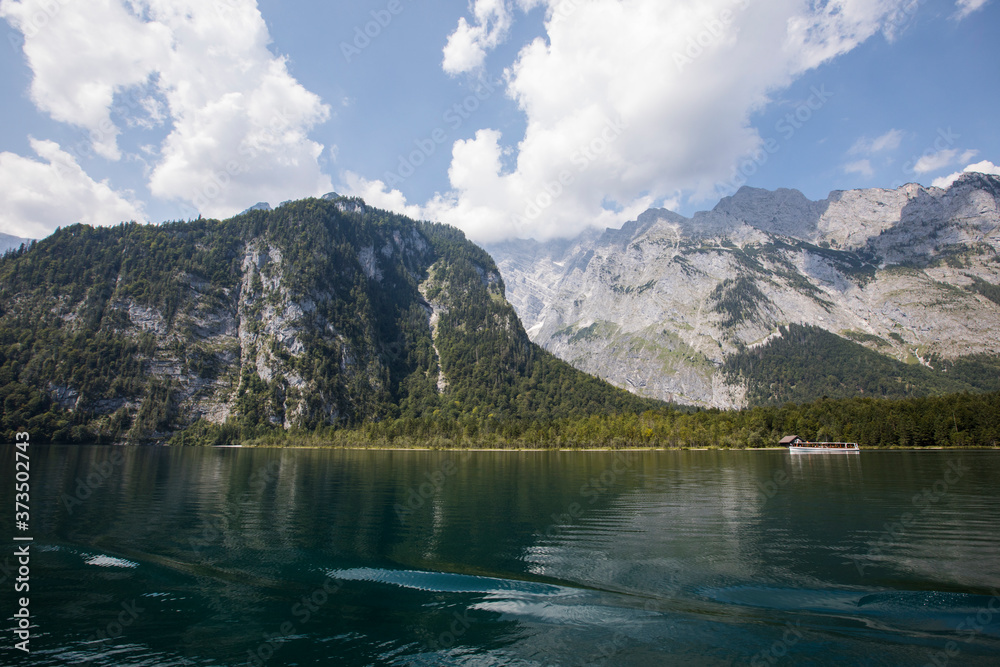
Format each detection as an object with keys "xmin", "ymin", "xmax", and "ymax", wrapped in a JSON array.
[{"xmin": 1, "ymin": 446, "xmax": 999, "ymax": 666}]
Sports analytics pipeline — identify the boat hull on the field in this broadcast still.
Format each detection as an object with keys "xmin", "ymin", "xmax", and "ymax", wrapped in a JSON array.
[{"xmin": 788, "ymin": 445, "xmax": 859, "ymax": 454}]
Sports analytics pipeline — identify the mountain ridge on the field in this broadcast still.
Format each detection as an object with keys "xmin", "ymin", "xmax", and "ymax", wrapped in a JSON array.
[{"xmin": 486, "ymin": 173, "xmax": 1000, "ymax": 408}]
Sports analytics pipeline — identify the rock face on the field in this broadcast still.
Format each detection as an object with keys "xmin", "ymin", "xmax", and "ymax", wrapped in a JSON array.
[
  {"xmin": 0, "ymin": 198, "xmax": 474, "ymax": 439},
  {"xmin": 239, "ymin": 202, "xmax": 272, "ymax": 215},
  {"xmin": 1, "ymin": 196, "xmax": 657, "ymax": 443},
  {"xmin": 487, "ymin": 174, "xmax": 1000, "ymax": 408}
]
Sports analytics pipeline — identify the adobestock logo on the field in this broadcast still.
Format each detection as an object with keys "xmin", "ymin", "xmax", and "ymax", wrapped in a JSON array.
[
  {"xmin": 382, "ymin": 80, "xmax": 497, "ymax": 189},
  {"xmin": 716, "ymin": 84, "xmax": 834, "ymax": 198}
]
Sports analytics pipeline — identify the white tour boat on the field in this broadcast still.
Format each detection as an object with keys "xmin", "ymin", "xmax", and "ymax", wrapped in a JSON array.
[{"xmin": 779, "ymin": 435, "xmax": 860, "ymax": 453}]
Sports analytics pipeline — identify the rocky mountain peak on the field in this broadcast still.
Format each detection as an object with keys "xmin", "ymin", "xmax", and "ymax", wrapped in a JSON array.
[
  {"xmin": 710, "ymin": 185, "xmax": 827, "ymax": 239},
  {"xmin": 239, "ymin": 202, "xmax": 272, "ymax": 215},
  {"xmin": 950, "ymin": 171, "xmax": 1000, "ymax": 198},
  {"xmin": 488, "ymin": 175, "xmax": 1000, "ymax": 408}
]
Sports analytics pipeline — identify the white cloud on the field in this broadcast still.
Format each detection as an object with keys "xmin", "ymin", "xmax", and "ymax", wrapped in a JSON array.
[
  {"xmin": 953, "ymin": 0, "xmax": 990, "ymax": 20},
  {"xmin": 932, "ymin": 160, "xmax": 1000, "ymax": 189},
  {"xmin": 850, "ymin": 128, "xmax": 903, "ymax": 155},
  {"xmin": 0, "ymin": 0, "xmax": 171, "ymax": 160},
  {"xmin": 960, "ymin": 149, "xmax": 980, "ymax": 163},
  {"xmin": 2, "ymin": 0, "xmax": 333, "ymax": 219},
  {"xmin": 0, "ymin": 139, "xmax": 145, "ymax": 238},
  {"xmin": 442, "ymin": 0, "xmax": 514, "ymax": 75},
  {"xmin": 341, "ymin": 170, "xmax": 425, "ymax": 222},
  {"xmin": 914, "ymin": 148, "xmax": 959, "ymax": 174},
  {"xmin": 358, "ymin": 0, "xmax": 917, "ymax": 242},
  {"xmin": 784, "ymin": 0, "xmax": 919, "ymax": 66},
  {"xmin": 844, "ymin": 159, "xmax": 874, "ymax": 177},
  {"xmin": 442, "ymin": 18, "xmax": 489, "ymax": 75}
]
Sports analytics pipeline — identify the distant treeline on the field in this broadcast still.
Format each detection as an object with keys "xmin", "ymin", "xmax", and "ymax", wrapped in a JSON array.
[{"xmin": 174, "ymin": 390, "xmax": 999, "ymax": 449}]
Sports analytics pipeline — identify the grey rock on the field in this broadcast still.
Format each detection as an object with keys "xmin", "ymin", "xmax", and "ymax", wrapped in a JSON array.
[
  {"xmin": 239, "ymin": 202, "xmax": 272, "ymax": 215},
  {"xmin": 487, "ymin": 174, "xmax": 1000, "ymax": 408}
]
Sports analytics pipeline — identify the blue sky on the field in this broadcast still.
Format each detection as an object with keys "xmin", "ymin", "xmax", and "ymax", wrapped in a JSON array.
[{"xmin": 0, "ymin": 0, "xmax": 997, "ymax": 242}]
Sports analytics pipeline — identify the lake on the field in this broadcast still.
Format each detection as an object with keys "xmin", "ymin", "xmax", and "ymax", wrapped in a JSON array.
[{"xmin": 2, "ymin": 446, "xmax": 999, "ymax": 666}]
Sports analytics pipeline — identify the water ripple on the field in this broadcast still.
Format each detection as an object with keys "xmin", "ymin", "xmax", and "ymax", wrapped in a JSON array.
[{"xmin": 326, "ymin": 567, "xmax": 580, "ymax": 597}]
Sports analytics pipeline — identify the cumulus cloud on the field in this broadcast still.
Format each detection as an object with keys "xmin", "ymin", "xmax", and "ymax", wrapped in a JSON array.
[
  {"xmin": 0, "ymin": 139, "xmax": 145, "ymax": 238},
  {"xmin": 953, "ymin": 0, "xmax": 991, "ymax": 20},
  {"xmin": 2, "ymin": 0, "xmax": 332, "ymax": 220},
  {"xmin": 932, "ymin": 160, "xmax": 1000, "ymax": 189},
  {"xmin": 442, "ymin": 0, "xmax": 515, "ymax": 75},
  {"xmin": 353, "ymin": 0, "xmax": 918, "ymax": 242},
  {"xmin": 341, "ymin": 170, "xmax": 426, "ymax": 222},
  {"xmin": 914, "ymin": 148, "xmax": 959, "ymax": 174},
  {"xmin": 0, "ymin": 0, "xmax": 171, "ymax": 160}
]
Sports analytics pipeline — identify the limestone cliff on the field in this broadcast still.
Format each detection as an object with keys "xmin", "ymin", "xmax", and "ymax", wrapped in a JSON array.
[{"xmin": 487, "ymin": 173, "xmax": 1000, "ymax": 408}]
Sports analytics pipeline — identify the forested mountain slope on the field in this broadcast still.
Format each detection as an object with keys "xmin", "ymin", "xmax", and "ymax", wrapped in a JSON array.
[{"xmin": 0, "ymin": 197, "xmax": 659, "ymax": 443}]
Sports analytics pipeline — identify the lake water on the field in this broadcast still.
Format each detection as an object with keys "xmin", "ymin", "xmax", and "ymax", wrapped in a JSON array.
[{"xmin": 2, "ymin": 446, "xmax": 999, "ymax": 666}]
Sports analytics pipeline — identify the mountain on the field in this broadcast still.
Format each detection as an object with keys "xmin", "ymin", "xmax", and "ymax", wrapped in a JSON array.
[
  {"xmin": 236, "ymin": 193, "xmax": 345, "ymax": 217},
  {"xmin": 0, "ymin": 197, "xmax": 659, "ymax": 443},
  {"xmin": 486, "ymin": 173, "xmax": 1000, "ymax": 408},
  {"xmin": 0, "ymin": 232, "xmax": 32, "ymax": 254},
  {"xmin": 238, "ymin": 202, "xmax": 272, "ymax": 215}
]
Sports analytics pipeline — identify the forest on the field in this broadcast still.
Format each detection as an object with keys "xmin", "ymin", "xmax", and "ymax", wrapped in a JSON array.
[
  {"xmin": 0, "ymin": 198, "xmax": 659, "ymax": 444},
  {"xmin": 1, "ymin": 198, "xmax": 998, "ymax": 450},
  {"xmin": 724, "ymin": 323, "xmax": 1000, "ymax": 405},
  {"xmin": 174, "ymin": 390, "xmax": 1000, "ymax": 450}
]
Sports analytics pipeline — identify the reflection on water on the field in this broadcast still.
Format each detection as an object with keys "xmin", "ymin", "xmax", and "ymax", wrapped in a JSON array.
[
  {"xmin": 1, "ymin": 446, "xmax": 998, "ymax": 666},
  {"xmin": 787, "ymin": 447, "xmax": 864, "ymax": 479}
]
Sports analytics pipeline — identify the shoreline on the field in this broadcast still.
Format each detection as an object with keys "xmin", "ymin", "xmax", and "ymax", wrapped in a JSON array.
[
  {"xmin": 31, "ymin": 443, "xmax": 1000, "ymax": 451},
  {"xmin": 217, "ymin": 444, "xmax": 1000, "ymax": 452}
]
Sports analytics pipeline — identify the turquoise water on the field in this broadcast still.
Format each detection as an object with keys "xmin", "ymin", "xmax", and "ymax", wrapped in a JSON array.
[{"xmin": 1, "ymin": 446, "xmax": 999, "ymax": 665}]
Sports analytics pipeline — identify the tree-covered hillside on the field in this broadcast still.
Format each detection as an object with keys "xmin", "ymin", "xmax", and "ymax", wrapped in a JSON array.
[
  {"xmin": 0, "ymin": 198, "xmax": 660, "ymax": 444},
  {"xmin": 724, "ymin": 324, "xmax": 1000, "ymax": 406}
]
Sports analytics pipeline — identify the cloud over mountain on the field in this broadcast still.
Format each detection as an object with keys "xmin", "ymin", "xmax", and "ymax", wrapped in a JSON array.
[
  {"xmin": 0, "ymin": 0, "xmax": 331, "ymax": 232},
  {"xmin": 349, "ymin": 0, "xmax": 924, "ymax": 242},
  {"xmin": 0, "ymin": 139, "xmax": 144, "ymax": 238}
]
